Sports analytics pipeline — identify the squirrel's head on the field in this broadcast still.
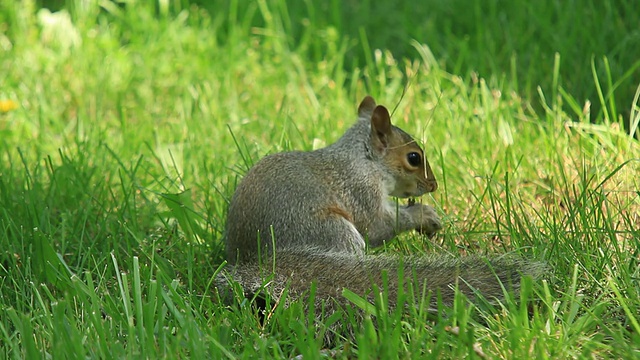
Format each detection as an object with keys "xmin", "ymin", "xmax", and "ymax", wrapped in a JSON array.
[{"xmin": 358, "ymin": 96, "xmax": 438, "ymax": 198}]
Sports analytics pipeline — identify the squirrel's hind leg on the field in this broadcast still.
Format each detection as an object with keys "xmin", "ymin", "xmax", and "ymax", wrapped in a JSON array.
[{"xmin": 307, "ymin": 216, "xmax": 367, "ymax": 255}]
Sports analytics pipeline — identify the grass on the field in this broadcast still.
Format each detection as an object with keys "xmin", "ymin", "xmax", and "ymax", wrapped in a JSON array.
[{"xmin": 1, "ymin": 0, "xmax": 639, "ymax": 358}]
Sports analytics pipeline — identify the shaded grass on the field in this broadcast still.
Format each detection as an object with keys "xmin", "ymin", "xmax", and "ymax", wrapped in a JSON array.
[
  {"xmin": 187, "ymin": 0, "xmax": 640, "ymax": 126},
  {"xmin": 0, "ymin": 0, "xmax": 639, "ymax": 358}
]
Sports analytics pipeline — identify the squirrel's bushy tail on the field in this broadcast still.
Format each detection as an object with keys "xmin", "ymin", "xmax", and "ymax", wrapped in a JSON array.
[{"xmin": 216, "ymin": 251, "xmax": 546, "ymax": 312}]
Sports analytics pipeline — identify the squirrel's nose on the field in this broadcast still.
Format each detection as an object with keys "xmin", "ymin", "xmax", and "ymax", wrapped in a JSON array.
[{"xmin": 425, "ymin": 180, "xmax": 438, "ymax": 193}]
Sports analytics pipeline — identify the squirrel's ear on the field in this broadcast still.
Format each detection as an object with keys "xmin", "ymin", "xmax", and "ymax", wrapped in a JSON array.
[
  {"xmin": 370, "ymin": 105, "xmax": 392, "ymax": 150},
  {"xmin": 358, "ymin": 96, "xmax": 377, "ymax": 118}
]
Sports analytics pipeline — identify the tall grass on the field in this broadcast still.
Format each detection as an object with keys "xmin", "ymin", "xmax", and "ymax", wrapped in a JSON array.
[
  {"xmin": 188, "ymin": 0, "xmax": 640, "ymax": 126},
  {"xmin": 0, "ymin": 0, "xmax": 638, "ymax": 358}
]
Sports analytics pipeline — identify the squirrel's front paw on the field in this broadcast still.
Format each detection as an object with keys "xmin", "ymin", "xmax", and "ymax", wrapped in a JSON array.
[{"xmin": 407, "ymin": 203, "xmax": 442, "ymax": 238}]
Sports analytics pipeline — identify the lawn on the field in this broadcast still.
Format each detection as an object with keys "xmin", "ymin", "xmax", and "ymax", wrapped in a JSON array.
[{"xmin": 1, "ymin": 0, "xmax": 639, "ymax": 358}]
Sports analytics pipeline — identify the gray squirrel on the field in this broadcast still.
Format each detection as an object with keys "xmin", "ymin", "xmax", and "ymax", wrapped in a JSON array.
[{"xmin": 217, "ymin": 96, "xmax": 543, "ymax": 319}]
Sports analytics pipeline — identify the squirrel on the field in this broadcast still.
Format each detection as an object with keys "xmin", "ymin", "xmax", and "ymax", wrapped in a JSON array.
[{"xmin": 217, "ymin": 96, "xmax": 543, "ymax": 321}]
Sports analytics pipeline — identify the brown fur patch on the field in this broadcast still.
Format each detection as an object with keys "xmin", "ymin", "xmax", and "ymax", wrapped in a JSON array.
[{"xmin": 324, "ymin": 205, "xmax": 354, "ymax": 223}]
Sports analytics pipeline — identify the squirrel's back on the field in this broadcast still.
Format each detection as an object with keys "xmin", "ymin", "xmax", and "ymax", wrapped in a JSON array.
[{"xmin": 225, "ymin": 148, "xmax": 377, "ymax": 264}]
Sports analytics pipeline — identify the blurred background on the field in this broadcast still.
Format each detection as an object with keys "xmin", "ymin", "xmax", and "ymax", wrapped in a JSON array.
[{"xmin": 25, "ymin": 0, "xmax": 640, "ymax": 129}]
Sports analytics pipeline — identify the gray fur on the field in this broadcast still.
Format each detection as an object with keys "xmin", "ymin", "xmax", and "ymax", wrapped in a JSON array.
[
  {"xmin": 219, "ymin": 96, "xmax": 543, "ymax": 331},
  {"xmin": 218, "ymin": 251, "xmax": 546, "ymax": 312}
]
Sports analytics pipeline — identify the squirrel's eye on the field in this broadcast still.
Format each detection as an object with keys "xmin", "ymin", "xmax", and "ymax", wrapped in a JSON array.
[{"xmin": 407, "ymin": 152, "xmax": 422, "ymax": 167}]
